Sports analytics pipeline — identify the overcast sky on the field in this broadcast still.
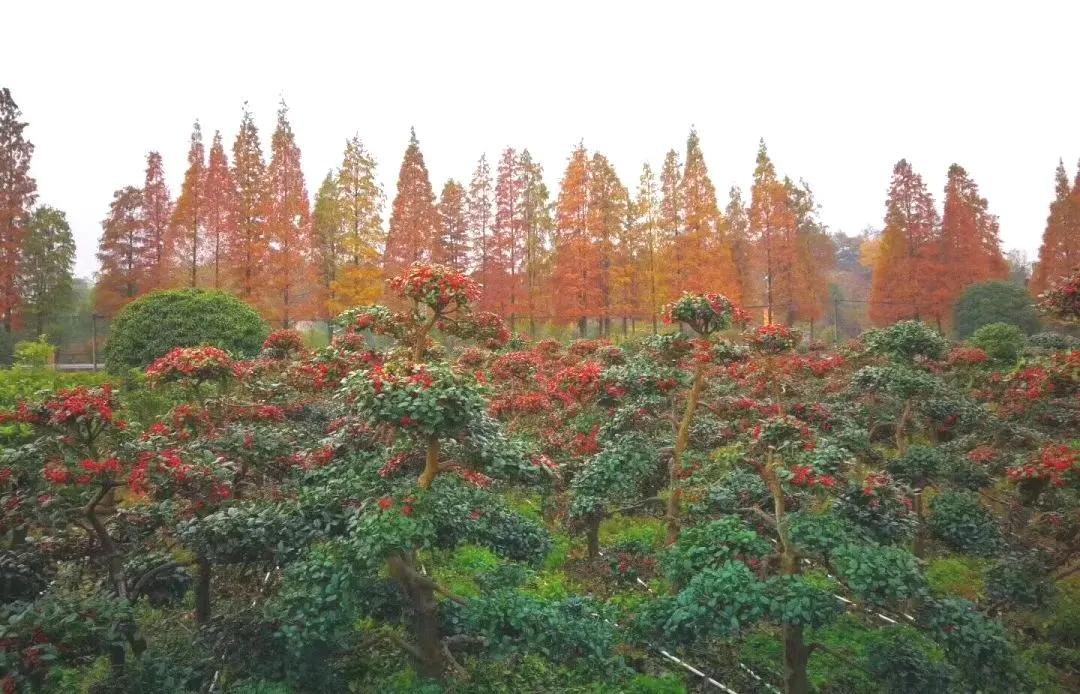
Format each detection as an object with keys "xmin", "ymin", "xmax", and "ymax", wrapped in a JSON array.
[{"xmin": 4, "ymin": 0, "xmax": 1078, "ymax": 278}]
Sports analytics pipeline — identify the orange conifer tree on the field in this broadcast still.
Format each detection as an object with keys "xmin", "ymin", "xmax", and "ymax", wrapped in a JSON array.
[
  {"xmin": 384, "ymin": 128, "xmax": 440, "ymax": 282},
  {"xmin": 96, "ymin": 186, "xmax": 146, "ymax": 316},
  {"xmin": 203, "ymin": 131, "xmax": 238, "ymax": 289},
  {"xmin": 168, "ymin": 121, "xmax": 206, "ymax": 287},
  {"xmin": 264, "ymin": 101, "xmax": 314, "ymax": 327},
  {"xmin": 677, "ymin": 129, "xmax": 740, "ymax": 302},
  {"xmin": 1031, "ymin": 159, "xmax": 1080, "ymax": 296},
  {"xmin": 551, "ymin": 143, "xmax": 597, "ymax": 335},
  {"xmin": 226, "ymin": 105, "xmax": 269, "ymax": 306},
  {"xmin": 141, "ymin": 151, "xmax": 172, "ymax": 291},
  {"xmin": 868, "ymin": 159, "xmax": 940, "ymax": 325}
]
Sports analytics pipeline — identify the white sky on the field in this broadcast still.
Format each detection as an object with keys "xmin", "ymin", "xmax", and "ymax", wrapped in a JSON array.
[{"xmin": 3, "ymin": 0, "xmax": 1078, "ymax": 278}]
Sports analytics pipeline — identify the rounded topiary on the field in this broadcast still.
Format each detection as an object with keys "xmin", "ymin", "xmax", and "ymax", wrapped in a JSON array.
[
  {"xmin": 953, "ymin": 281, "xmax": 1040, "ymax": 338},
  {"xmin": 968, "ymin": 322, "xmax": 1026, "ymax": 365},
  {"xmin": 103, "ymin": 289, "xmax": 268, "ymax": 372}
]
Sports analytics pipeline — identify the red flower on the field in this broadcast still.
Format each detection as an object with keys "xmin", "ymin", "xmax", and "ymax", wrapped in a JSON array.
[{"xmin": 378, "ymin": 496, "xmax": 394, "ymax": 511}]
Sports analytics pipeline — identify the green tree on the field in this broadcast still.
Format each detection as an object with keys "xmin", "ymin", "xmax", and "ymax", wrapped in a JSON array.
[
  {"xmin": 17, "ymin": 206, "xmax": 75, "ymax": 337},
  {"xmin": 103, "ymin": 288, "xmax": 268, "ymax": 372},
  {"xmin": 953, "ymin": 281, "xmax": 1040, "ymax": 338}
]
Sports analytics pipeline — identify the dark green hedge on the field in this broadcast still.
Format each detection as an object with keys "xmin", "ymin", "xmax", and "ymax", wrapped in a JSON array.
[{"xmin": 103, "ymin": 289, "xmax": 268, "ymax": 372}]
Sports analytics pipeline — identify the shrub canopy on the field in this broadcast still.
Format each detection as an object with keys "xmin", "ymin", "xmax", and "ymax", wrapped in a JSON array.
[
  {"xmin": 953, "ymin": 281, "xmax": 1040, "ymax": 338},
  {"xmin": 103, "ymin": 289, "xmax": 268, "ymax": 372}
]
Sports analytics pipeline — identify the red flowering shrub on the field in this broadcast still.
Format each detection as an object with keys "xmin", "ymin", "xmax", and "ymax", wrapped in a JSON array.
[
  {"xmin": 388, "ymin": 262, "xmax": 481, "ymax": 310},
  {"xmin": 948, "ymin": 346, "xmax": 989, "ymax": 367},
  {"xmin": 261, "ymin": 329, "xmax": 306, "ymax": 359},
  {"xmin": 146, "ymin": 346, "xmax": 235, "ymax": 387},
  {"xmin": 744, "ymin": 324, "xmax": 801, "ymax": 354},
  {"xmin": 662, "ymin": 292, "xmax": 749, "ymax": 335},
  {"xmin": 1038, "ymin": 267, "xmax": 1080, "ymax": 322},
  {"xmin": 548, "ymin": 361, "xmax": 603, "ymax": 405},
  {"xmin": 1007, "ymin": 444, "xmax": 1078, "ymax": 488}
]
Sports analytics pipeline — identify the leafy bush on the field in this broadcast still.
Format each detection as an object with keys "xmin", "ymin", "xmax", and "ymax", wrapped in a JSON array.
[
  {"xmin": 103, "ymin": 288, "xmax": 268, "ymax": 372},
  {"xmin": 12, "ymin": 335, "xmax": 54, "ymax": 368},
  {"xmin": 927, "ymin": 490, "xmax": 1003, "ymax": 555},
  {"xmin": 831, "ymin": 544, "xmax": 926, "ymax": 605},
  {"xmin": 866, "ymin": 628, "xmax": 956, "ymax": 693},
  {"xmin": 458, "ymin": 591, "xmax": 623, "ymax": 674},
  {"xmin": 662, "ymin": 518, "xmax": 771, "ymax": 586},
  {"xmin": 1027, "ymin": 331, "xmax": 1080, "ymax": 351},
  {"xmin": 954, "ymin": 281, "xmax": 1040, "ymax": 338},
  {"xmin": 863, "ymin": 320, "xmax": 948, "ymax": 362},
  {"xmin": 921, "ymin": 598, "xmax": 1026, "ymax": 691},
  {"xmin": 968, "ymin": 322, "xmax": 1026, "ymax": 365},
  {"xmin": 984, "ymin": 553, "xmax": 1054, "ymax": 609}
]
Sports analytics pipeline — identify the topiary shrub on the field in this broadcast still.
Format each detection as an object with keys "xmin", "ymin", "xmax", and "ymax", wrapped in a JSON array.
[
  {"xmin": 927, "ymin": 491, "xmax": 1002, "ymax": 555},
  {"xmin": 1027, "ymin": 331, "xmax": 1080, "ymax": 351},
  {"xmin": 954, "ymin": 281, "xmax": 1040, "ymax": 338},
  {"xmin": 968, "ymin": 322, "xmax": 1026, "ymax": 365},
  {"xmin": 103, "ymin": 289, "xmax": 268, "ymax": 372}
]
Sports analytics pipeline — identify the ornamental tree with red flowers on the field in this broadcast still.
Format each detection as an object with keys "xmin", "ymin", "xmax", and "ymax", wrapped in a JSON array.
[
  {"xmin": 661, "ymin": 292, "xmax": 749, "ymax": 543},
  {"xmin": 1038, "ymin": 267, "xmax": 1080, "ymax": 323}
]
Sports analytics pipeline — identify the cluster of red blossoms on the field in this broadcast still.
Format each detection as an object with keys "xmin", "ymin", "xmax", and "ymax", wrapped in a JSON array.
[
  {"xmin": 1038, "ymin": 267, "xmax": 1080, "ymax": 321},
  {"xmin": 377, "ymin": 494, "xmax": 416, "ymax": 516},
  {"xmin": 262, "ymin": 329, "xmax": 306, "ymax": 358},
  {"xmin": 388, "ymin": 262, "xmax": 481, "ymax": 309},
  {"xmin": 146, "ymin": 346, "xmax": 235, "ymax": 385},
  {"xmin": 788, "ymin": 464, "xmax": 837, "ymax": 489},
  {"xmin": 0, "ymin": 384, "xmax": 120, "ymax": 432},
  {"xmin": 744, "ymin": 324, "xmax": 801, "ymax": 354},
  {"xmin": 367, "ymin": 363, "xmax": 436, "ymax": 395},
  {"xmin": 948, "ymin": 346, "xmax": 989, "ymax": 367},
  {"xmin": 548, "ymin": 362, "xmax": 603, "ymax": 405},
  {"xmin": 1007, "ymin": 444, "xmax": 1078, "ymax": 487}
]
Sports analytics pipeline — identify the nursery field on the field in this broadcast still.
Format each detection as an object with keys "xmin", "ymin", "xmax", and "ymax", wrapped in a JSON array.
[{"xmin": 1, "ymin": 264, "xmax": 1078, "ymax": 694}]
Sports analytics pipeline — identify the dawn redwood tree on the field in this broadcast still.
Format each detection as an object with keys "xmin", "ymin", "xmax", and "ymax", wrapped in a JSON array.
[
  {"xmin": 384, "ymin": 129, "xmax": 440, "ymax": 282},
  {"xmin": 658, "ymin": 149, "xmax": 683, "ymax": 301},
  {"xmin": 487, "ymin": 147, "xmax": 525, "ymax": 321},
  {"xmin": 265, "ymin": 101, "xmax": 315, "ymax": 327},
  {"xmin": 227, "ymin": 104, "xmax": 269, "ymax": 306},
  {"xmin": 784, "ymin": 178, "xmax": 835, "ymax": 328},
  {"xmin": 552, "ymin": 143, "xmax": 597, "ymax": 335},
  {"xmin": 18, "ymin": 205, "xmax": 75, "ymax": 336},
  {"xmin": 96, "ymin": 186, "xmax": 146, "ymax": 316},
  {"xmin": 678, "ymin": 130, "xmax": 740, "ymax": 303},
  {"xmin": 312, "ymin": 171, "xmax": 343, "ymax": 316},
  {"xmin": 749, "ymin": 140, "xmax": 797, "ymax": 324},
  {"xmin": 330, "ymin": 135, "xmax": 384, "ymax": 314},
  {"xmin": 202, "ymin": 131, "xmax": 238, "ymax": 290},
  {"xmin": 634, "ymin": 163, "xmax": 664, "ymax": 332},
  {"xmin": 869, "ymin": 159, "xmax": 940, "ymax": 325},
  {"xmin": 168, "ymin": 121, "xmax": 206, "ymax": 288},
  {"xmin": 928, "ymin": 164, "xmax": 1008, "ymax": 325},
  {"xmin": 726, "ymin": 186, "xmax": 755, "ymax": 308},
  {"xmin": 0, "ymin": 87, "xmax": 37, "ymax": 335},
  {"xmin": 437, "ymin": 179, "xmax": 469, "ymax": 272},
  {"xmin": 587, "ymin": 152, "xmax": 628, "ymax": 335},
  {"xmin": 465, "ymin": 153, "xmax": 493, "ymax": 278},
  {"xmin": 1031, "ymin": 159, "xmax": 1080, "ymax": 296},
  {"xmin": 519, "ymin": 149, "xmax": 552, "ymax": 334},
  {"xmin": 141, "ymin": 151, "xmax": 173, "ymax": 291}
]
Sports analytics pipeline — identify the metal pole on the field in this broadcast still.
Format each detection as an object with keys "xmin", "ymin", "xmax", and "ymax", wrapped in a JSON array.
[
  {"xmin": 833, "ymin": 298, "xmax": 840, "ymax": 344},
  {"xmin": 91, "ymin": 314, "xmax": 99, "ymax": 371}
]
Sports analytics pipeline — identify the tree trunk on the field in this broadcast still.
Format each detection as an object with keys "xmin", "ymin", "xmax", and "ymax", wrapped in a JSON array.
[
  {"xmin": 586, "ymin": 515, "xmax": 601, "ymax": 559},
  {"xmin": 418, "ymin": 437, "xmax": 440, "ymax": 489},
  {"xmin": 895, "ymin": 399, "xmax": 913, "ymax": 456},
  {"xmin": 195, "ymin": 554, "xmax": 212, "ymax": 624},
  {"xmin": 666, "ymin": 362, "xmax": 705, "ymax": 544},
  {"xmin": 782, "ymin": 624, "xmax": 812, "ymax": 694}
]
